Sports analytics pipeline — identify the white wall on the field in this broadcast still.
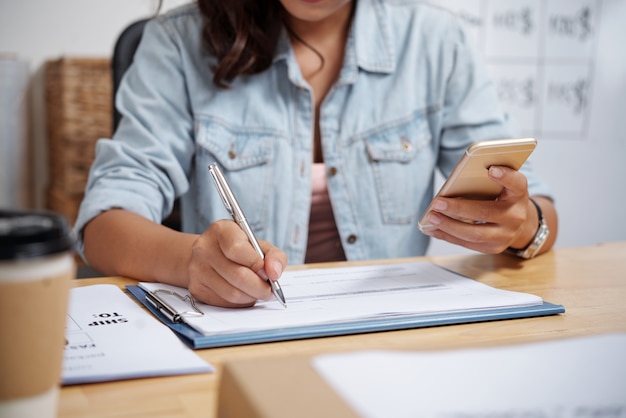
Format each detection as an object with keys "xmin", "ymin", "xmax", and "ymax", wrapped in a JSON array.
[
  {"xmin": 0, "ymin": 0, "xmax": 624, "ymax": 255},
  {"xmin": 0, "ymin": 0, "xmax": 190, "ymax": 207}
]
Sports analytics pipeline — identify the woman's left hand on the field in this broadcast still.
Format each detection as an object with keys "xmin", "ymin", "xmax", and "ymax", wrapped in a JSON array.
[{"xmin": 421, "ymin": 166, "xmax": 539, "ymax": 254}]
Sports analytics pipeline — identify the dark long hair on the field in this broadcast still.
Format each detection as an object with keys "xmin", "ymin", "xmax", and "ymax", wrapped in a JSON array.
[{"xmin": 197, "ymin": 1, "xmax": 283, "ymax": 88}]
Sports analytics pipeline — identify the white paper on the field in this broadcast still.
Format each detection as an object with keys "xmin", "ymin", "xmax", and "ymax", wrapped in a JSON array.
[
  {"xmin": 63, "ymin": 285, "xmax": 213, "ymax": 385},
  {"xmin": 139, "ymin": 261, "xmax": 542, "ymax": 336},
  {"xmin": 312, "ymin": 334, "xmax": 626, "ymax": 418}
]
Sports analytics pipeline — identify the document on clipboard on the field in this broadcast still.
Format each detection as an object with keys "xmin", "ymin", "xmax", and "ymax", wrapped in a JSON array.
[{"xmin": 126, "ymin": 261, "xmax": 564, "ymax": 349}]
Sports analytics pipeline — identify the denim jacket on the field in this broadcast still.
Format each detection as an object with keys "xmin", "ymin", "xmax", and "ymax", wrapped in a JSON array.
[{"xmin": 75, "ymin": 0, "xmax": 552, "ymax": 264}]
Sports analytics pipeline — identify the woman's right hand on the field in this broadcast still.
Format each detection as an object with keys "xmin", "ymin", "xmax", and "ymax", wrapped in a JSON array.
[{"xmin": 187, "ymin": 220, "xmax": 288, "ymax": 307}]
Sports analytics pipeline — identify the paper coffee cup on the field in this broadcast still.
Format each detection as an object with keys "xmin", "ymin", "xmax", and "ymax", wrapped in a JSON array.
[{"xmin": 0, "ymin": 209, "xmax": 75, "ymax": 418}]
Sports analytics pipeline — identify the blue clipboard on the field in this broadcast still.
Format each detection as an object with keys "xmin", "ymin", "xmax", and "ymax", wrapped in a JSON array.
[{"xmin": 126, "ymin": 285, "xmax": 565, "ymax": 350}]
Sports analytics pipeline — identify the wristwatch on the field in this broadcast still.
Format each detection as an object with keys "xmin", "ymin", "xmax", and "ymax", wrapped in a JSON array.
[{"xmin": 507, "ymin": 198, "xmax": 550, "ymax": 259}]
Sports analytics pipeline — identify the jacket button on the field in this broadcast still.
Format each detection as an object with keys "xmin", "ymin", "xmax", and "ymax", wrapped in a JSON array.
[
  {"xmin": 228, "ymin": 150, "xmax": 237, "ymax": 159},
  {"xmin": 328, "ymin": 166, "xmax": 338, "ymax": 176},
  {"xmin": 347, "ymin": 234, "xmax": 357, "ymax": 244},
  {"xmin": 401, "ymin": 136, "xmax": 412, "ymax": 152}
]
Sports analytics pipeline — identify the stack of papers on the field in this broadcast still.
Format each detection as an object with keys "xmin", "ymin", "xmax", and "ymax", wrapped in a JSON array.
[{"xmin": 63, "ymin": 285, "xmax": 212, "ymax": 385}]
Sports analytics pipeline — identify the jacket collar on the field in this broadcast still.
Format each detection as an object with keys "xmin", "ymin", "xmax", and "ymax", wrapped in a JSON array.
[
  {"xmin": 274, "ymin": 0, "xmax": 395, "ymax": 85},
  {"xmin": 352, "ymin": 0, "xmax": 395, "ymax": 74}
]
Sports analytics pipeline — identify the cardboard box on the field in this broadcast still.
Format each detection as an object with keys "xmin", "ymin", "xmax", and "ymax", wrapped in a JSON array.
[{"xmin": 218, "ymin": 355, "xmax": 359, "ymax": 418}]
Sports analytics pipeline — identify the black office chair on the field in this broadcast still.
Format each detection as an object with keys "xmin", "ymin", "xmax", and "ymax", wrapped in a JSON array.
[
  {"xmin": 110, "ymin": 16, "xmax": 182, "ymax": 232},
  {"xmin": 112, "ymin": 18, "xmax": 150, "ymax": 131}
]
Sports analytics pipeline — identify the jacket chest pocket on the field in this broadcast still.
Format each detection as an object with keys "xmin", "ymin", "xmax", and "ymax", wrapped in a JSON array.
[
  {"xmin": 194, "ymin": 120, "xmax": 275, "ymax": 230},
  {"xmin": 364, "ymin": 114, "xmax": 434, "ymax": 224}
]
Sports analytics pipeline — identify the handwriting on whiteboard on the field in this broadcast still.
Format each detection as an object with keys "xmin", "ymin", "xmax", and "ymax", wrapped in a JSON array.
[{"xmin": 428, "ymin": 0, "xmax": 600, "ymax": 140}]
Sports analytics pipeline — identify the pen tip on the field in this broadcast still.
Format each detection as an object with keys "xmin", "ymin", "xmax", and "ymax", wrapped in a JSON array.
[{"xmin": 269, "ymin": 279, "xmax": 287, "ymax": 308}]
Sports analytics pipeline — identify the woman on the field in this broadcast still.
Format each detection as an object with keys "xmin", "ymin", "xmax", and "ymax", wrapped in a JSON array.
[{"xmin": 76, "ymin": 0, "xmax": 558, "ymax": 307}]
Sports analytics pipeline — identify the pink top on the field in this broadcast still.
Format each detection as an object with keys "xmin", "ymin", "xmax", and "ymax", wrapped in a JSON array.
[{"xmin": 305, "ymin": 163, "xmax": 347, "ymax": 263}]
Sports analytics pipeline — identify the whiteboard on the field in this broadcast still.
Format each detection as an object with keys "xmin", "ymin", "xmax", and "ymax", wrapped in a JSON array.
[{"xmin": 426, "ymin": 0, "xmax": 626, "ymax": 255}]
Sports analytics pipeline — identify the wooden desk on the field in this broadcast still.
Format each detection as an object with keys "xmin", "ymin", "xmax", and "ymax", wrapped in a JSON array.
[{"xmin": 59, "ymin": 242, "xmax": 626, "ymax": 418}]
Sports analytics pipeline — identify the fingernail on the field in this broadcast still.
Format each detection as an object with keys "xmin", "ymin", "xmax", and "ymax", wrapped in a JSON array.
[
  {"xmin": 429, "ymin": 213, "xmax": 441, "ymax": 225},
  {"xmin": 432, "ymin": 200, "xmax": 447, "ymax": 211},
  {"xmin": 256, "ymin": 268, "xmax": 269, "ymax": 280},
  {"xmin": 270, "ymin": 260, "xmax": 284, "ymax": 277},
  {"xmin": 489, "ymin": 166, "xmax": 504, "ymax": 178}
]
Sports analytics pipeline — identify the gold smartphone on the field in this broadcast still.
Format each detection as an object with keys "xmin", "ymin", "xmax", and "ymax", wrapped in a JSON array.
[{"xmin": 418, "ymin": 138, "xmax": 537, "ymax": 232}]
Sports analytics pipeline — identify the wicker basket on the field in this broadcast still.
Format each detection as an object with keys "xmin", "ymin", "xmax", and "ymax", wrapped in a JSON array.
[
  {"xmin": 46, "ymin": 188, "xmax": 84, "ymax": 228},
  {"xmin": 45, "ymin": 57, "xmax": 113, "ymax": 225}
]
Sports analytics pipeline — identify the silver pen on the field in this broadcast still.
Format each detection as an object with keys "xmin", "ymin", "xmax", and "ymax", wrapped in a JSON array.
[{"xmin": 208, "ymin": 163, "xmax": 287, "ymax": 308}]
